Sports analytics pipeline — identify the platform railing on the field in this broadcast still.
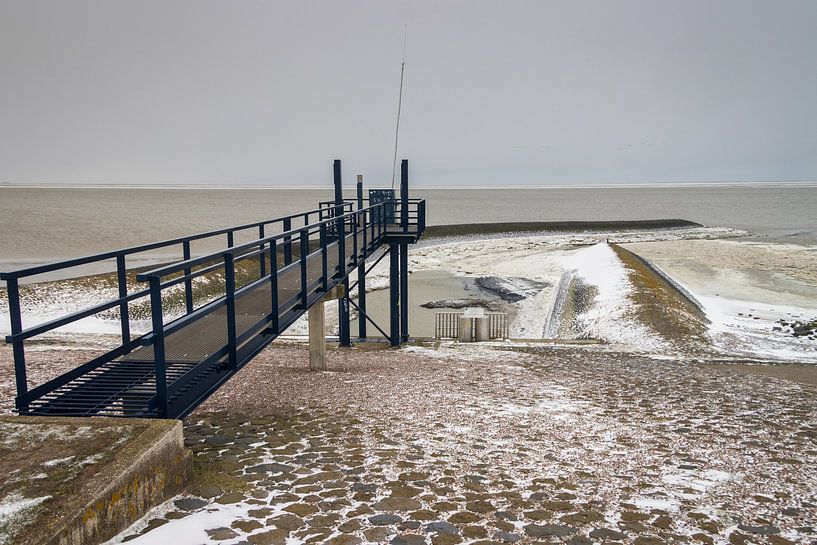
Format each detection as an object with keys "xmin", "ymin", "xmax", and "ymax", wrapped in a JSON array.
[
  {"xmin": 137, "ymin": 201, "xmax": 401, "ymax": 416},
  {"xmin": 2, "ymin": 198, "xmax": 426, "ymax": 417}
]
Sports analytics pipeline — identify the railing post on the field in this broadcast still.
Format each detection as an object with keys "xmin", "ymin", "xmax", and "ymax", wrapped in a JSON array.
[
  {"xmin": 352, "ymin": 213, "xmax": 359, "ymax": 267},
  {"xmin": 400, "ymin": 241, "xmax": 409, "ymax": 342},
  {"xmin": 224, "ymin": 253, "xmax": 238, "ymax": 370},
  {"xmin": 227, "ymin": 231, "xmax": 234, "ymax": 248},
  {"xmin": 334, "ymin": 160, "xmax": 346, "ymax": 277},
  {"xmin": 419, "ymin": 200, "xmax": 426, "ymax": 234},
  {"xmin": 334, "ymin": 159, "xmax": 350, "ymax": 347},
  {"xmin": 389, "ymin": 244, "xmax": 400, "ymax": 347},
  {"xmin": 401, "ymin": 159, "xmax": 409, "ymax": 233},
  {"xmin": 299, "ymin": 230, "xmax": 309, "ymax": 309},
  {"xmin": 320, "ymin": 223, "xmax": 328, "ymax": 291},
  {"xmin": 258, "ymin": 225, "xmax": 266, "ymax": 278},
  {"xmin": 182, "ymin": 241, "xmax": 193, "ymax": 314},
  {"xmin": 148, "ymin": 277, "xmax": 168, "ymax": 418},
  {"xmin": 6, "ymin": 278, "xmax": 29, "ymax": 414},
  {"xmin": 283, "ymin": 217, "xmax": 293, "ymax": 265},
  {"xmin": 116, "ymin": 254, "xmax": 131, "ymax": 344},
  {"xmin": 357, "ymin": 178, "xmax": 367, "ymax": 340},
  {"xmin": 269, "ymin": 240, "xmax": 279, "ymax": 334}
]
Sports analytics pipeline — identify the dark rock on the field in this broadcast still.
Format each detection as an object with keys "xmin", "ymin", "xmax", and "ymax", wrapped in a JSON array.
[
  {"xmin": 425, "ymin": 521, "xmax": 459, "ymax": 535},
  {"xmin": 589, "ymin": 528, "xmax": 627, "ymax": 540},
  {"xmin": 495, "ymin": 510, "xmax": 518, "ymax": 521},
  {"xmin": 374, "ymin": 497, "xmax": 423, "ymax": 511},
  {"xmin": 207, "ymin": 527, "xmax": 238, "ymax": 540},
  {"xmin": 245, "ymin": 463, "xmax": 293, "ymax": 474},
  {"xmin": 523, "ymin": 523, "xmax": 577, "ymax": 538},
  {"xmin": 204, "ymin": 434, "xmax": 232, "ymax": 445},
  {"xmin": 493, "ymin": 531, "xmax": 521, "ymax": 543},
  {"xmin": 391, "ymin": 535, "xmax": 427, "ymax": 545},
  {"xmin": 420, "ymin": 299, "xmax": 502, "ymax": 311},
  {"xmin": 370, "ymin": 514, "xmax": 404, "ymax": 525},
  {"xmin": 475, "ymin": 277, "xmax": 549, "ymax": 303},
  {"xmin": 174, "ymin": 497, "xmax": 208, "ymax": 511},
  {"xmin": 351, "ymin": 483, "xmax": 378, "ymax": 493}
]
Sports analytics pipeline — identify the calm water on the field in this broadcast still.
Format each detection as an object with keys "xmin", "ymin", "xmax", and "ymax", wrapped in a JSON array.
[{"xmin": 0, "ymin": 184, "xmax": 815, "ymax": 272}]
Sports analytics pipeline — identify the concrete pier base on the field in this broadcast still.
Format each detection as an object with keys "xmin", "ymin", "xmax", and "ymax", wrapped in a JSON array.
[
  {"xmin": 309, "ymin": 297, "xmax": 326, "ymax": 370},
  {"xmin": 0, "ymin": 416, "xmax": 191, "ymax": 545}
]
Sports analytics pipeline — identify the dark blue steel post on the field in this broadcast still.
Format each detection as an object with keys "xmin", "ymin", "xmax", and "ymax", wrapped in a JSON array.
[
  {"xmin": 269, "ymin": 240, "xmax": 279, "ymax": 334},
  {"xmin": 227, "ymin": 231, "xmax": 234, "ymax": 248},
  {"xmin": 258, "ymin": 225, "xmax": 266, "ymax": 278},
  {"xmin": 401, "ymin": 160, "xmax": 409, "ymax": 232},
  {"xmin": 299, "ymin": 230, "xmax": 309, "ymax": 309},
  {"xmin": 6, "ymin": 278, "xmax": 29, "ymax": 413},
  {"xmin": 334, "ymin": 160, "xmax": 351, "ymax": 347},
  {"xmin": 356, "ymin": 177, "xmax": 367, "ymax": 339},
  {"xmin": 148, "ymin": 277, "xmax": 168, "ymax": 418},
  {"xmin": 283, "ymin": 218, "xmax": 293, "ymax": 265},
  {"xmin": 352, "ymin": 213, "xmax": 358, "ymax": 267},
  {"xmin": 320, "ymin": 223, "xmax": 329, "ymax": 291},
  {"xmin": 400, "ymin": 160, "xmax": 409, "ymax": 341},
  {"xmin": 389, "ymin": 244, "xmax": 400, "ymax": 347},
  {"xmin": 116, "ymin": 254, "xmax": 131, "ymax": 343},
  {"xmin": 224, "ymin": 253, "xmax": 238, "ymax": 369},
  {"xmin": 182, "ymin": 241, "xmax": 193, "ymax": 314}
]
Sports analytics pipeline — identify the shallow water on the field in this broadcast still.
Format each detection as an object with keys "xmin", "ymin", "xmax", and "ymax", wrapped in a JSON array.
[{"xmin": 0, "ymin": 184, "xmax": 814, "ymax": 272}]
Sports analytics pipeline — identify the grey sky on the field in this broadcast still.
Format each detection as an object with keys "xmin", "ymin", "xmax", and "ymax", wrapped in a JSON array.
[{"xmin": 1, "ymin": 0, "xmax": 816, "ymax": 186}]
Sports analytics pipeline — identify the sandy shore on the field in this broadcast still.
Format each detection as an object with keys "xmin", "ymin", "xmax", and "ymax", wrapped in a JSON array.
[{"xmin": 3, "ymin": 342, "xmax": 815, "ymax": 545}]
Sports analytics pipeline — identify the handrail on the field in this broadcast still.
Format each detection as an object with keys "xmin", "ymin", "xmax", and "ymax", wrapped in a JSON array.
[
  {"xmin": 0, "ymin": 204, "xmax": 335, "ymax": 281},
  {"xmin": 2, "ymin": 190, "xmax": 426, "ymax": 418},
  {"xmin": 136, "ymin": 201, "xmax": 394, "ymax": 280}
]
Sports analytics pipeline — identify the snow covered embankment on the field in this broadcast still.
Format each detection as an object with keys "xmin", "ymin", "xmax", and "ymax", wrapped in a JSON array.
[{"xmin": 544, "ymin": 243, "xmax": 667, "ymax": 351}]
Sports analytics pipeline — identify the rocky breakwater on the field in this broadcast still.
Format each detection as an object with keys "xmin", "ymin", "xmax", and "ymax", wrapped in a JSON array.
[{"xmin": 773, "ymin": 318, "xmax": 817, "ymax": 341}]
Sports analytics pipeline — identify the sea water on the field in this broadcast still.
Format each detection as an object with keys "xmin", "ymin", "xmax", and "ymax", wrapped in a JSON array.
[{"xmin": 0, "ymin": 183, "xmax": 814, "ymax": 273}]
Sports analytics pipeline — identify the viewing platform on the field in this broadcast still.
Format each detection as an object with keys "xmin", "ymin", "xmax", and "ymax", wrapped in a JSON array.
[{"xmin": 1, "ymin": 160, "xmax": 425, "ymax": 419}]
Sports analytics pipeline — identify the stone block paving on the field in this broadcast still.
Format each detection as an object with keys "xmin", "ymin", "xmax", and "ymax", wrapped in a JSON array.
[{"xmin": 110, "ymin": 343, "xmax": 817, "ymax": 545}]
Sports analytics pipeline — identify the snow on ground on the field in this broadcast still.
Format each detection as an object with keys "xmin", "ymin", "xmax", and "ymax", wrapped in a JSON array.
[
  {"xmin": 94, "ymin": 342, "xmax": 817, "ymax": 545},
  {"xmin": 554, "ymin": 243, "xmax": 666, "ymax": 350},
  {"xmin": 691, "ymin": 294, "xmax": 816, "ymax": 363},
  {"xmin": 3, "ymin": 225, "xmax": 814, "ymax": 362}
]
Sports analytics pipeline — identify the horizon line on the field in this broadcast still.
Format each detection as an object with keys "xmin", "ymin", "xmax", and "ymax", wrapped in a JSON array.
[{"xmin": 1, "ymin": 180, "xmax": 816, "ymax": 190}]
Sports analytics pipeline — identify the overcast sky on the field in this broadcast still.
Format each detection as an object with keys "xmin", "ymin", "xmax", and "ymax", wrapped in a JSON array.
[{"xmin": 1, "ymin": 0, "xmax": 816, "ymax": 186}]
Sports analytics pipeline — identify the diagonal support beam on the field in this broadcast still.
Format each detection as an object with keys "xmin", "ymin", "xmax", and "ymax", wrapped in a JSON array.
[{"xmin": 348, "ymin": 298, "xmax": 391, "ymax": 341}]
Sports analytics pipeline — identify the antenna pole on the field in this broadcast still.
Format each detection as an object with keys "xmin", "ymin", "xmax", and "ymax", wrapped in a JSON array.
[{"xmin": 391, "ymin": 25, "xmax": 407, "ymax": 190}]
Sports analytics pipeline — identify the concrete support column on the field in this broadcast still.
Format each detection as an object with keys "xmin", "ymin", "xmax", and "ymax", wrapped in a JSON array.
[{"xmin": 308, "ymin": 298, "xmax": 326, "ymax": 370}]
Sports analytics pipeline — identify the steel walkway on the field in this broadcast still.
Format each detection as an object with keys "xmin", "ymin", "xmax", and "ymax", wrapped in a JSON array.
[{"xmin": 2, "ymin": 160, "xmax": 425, "ymax": 418}]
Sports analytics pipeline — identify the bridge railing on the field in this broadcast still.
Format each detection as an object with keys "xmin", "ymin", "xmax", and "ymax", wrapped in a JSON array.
[
  {"xmin": 136, "ymin": 201, "xmax": 400, "ymax": 416},
  {"xmin": 2, "ymin": 198, "xmax": 426, "ymax": 416}
]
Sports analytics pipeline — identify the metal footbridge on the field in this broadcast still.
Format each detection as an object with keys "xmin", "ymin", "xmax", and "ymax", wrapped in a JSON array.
[{"xmin": 2, "ymin": 160, "xmax": 425, "ymax": 419}]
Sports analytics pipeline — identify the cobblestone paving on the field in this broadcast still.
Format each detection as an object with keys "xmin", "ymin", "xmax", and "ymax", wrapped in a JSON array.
[{"xmin": 106, "ymin": 343, "xmax": 817, "ymax": 544}]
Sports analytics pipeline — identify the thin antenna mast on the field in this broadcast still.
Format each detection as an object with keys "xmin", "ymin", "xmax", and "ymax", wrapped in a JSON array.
[{"xmin": 391, "ymin": 25, "xmax": 407, "ymax": 190}]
